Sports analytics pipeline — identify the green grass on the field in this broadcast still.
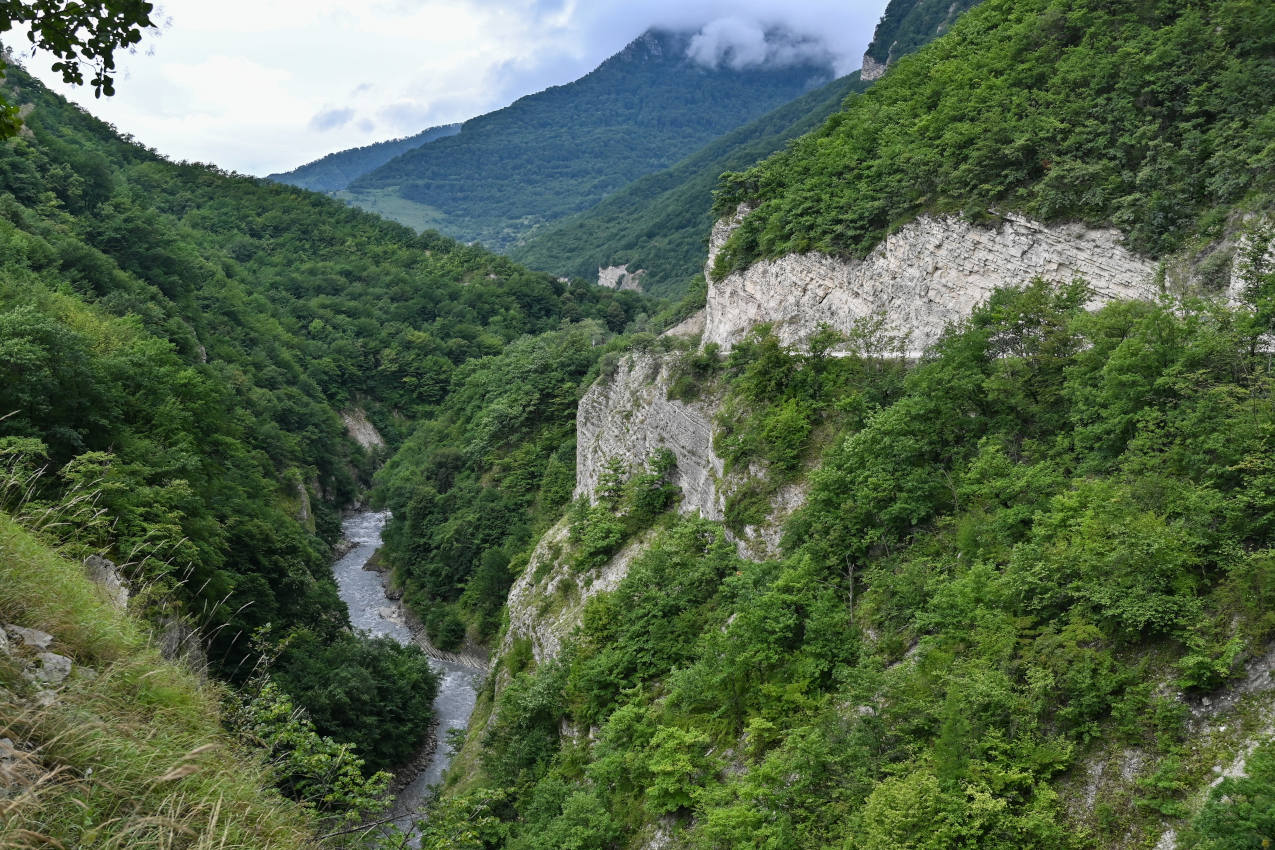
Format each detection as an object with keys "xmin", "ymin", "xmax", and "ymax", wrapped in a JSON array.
[{"xmin": 0, "ymin": 514, "xmax": 319, "ymax": 849}]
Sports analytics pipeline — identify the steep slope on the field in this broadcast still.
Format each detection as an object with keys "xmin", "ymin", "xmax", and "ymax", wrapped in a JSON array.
[
  {"xmin": 431, "ymin": 1, "xmax": 1275, "ymax": 848},
  {"xmin": 267, "ymin": 122, "xmax": 461, "ymax": 192},
  {"xmin": 508, "ymin": 0, "xmax": 987, "ymax": 299},
  {"xmin": 341, "ymin": 29, "xmax": 834, "ymax": 251},
  {"xmin": 861, "ymin": 0, "xmax": 983, "ymax": 79},
  {"xmin": 507, "ymin": 72, "xmax": 867, "ymax": 298}
]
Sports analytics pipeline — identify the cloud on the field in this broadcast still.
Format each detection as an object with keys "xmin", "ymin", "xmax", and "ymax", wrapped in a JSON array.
[
  {"xmin": 685, "ymin": 18, "xmax": 837, "ymax": 71},
  {"xmin": 309, "ymin": 107, "xmax": 356, "ymax": 132},
  {"xmin": 16, "ymin": 0, "xmax": 889, "ymax": 174}
]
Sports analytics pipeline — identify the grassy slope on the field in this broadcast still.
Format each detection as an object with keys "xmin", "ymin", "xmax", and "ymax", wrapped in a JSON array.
[{"xmin": 0, "ymin": 514, "xmax": 317, "ymax": 849}]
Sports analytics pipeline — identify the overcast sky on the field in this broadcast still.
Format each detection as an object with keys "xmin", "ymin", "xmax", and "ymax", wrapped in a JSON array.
[{"xmin": 12, "ymin": 1, "xmax": 887, "ymax": 176}]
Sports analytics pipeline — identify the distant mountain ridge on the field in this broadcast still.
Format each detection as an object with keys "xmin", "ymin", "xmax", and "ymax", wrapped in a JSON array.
[
  {"xmin": 508, "ymin": 71, "xmax": 868, "ymax": 298},
  {"xmin": 267, "ymin": 123, "xmax": 460, "ymax": 193},
  {"xmin": 509, "ymin": 0, "xmax": 986, "ymax": 297},
  {"xmin": 337, "ymin": 28, "xmax": 835, "ymax": 251}
]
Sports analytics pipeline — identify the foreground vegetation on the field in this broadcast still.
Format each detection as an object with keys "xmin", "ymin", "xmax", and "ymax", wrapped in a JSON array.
[{"xmin": 0, "ymin": 513, "xmax": 325, "ymax": 849}]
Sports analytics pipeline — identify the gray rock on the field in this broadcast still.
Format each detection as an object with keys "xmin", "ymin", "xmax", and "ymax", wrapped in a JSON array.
[
  {"xmin": 703, "ymin": 211, "xmax": 1159, "ymax": 355},
  {"xmin": 158, "ymin": 617, "xmax": 208, "ymax": 678},
  {"xmin": 575, "ymin": 351, "xmax": 805, "ymax": 561},
  {"xmin": 5, "ymin": 625, "xmax": 53, "ymax": 650},
  {"xmin": 33, "ymin": 652, "xmax": 72, "ymax": 684},
  {"xmin": 0, "ymin": 628, "xmax": 8, "ymax": 656},
  {"xmin": 84, "ymin": 554, "xmax": 129, "ymax": 609}
]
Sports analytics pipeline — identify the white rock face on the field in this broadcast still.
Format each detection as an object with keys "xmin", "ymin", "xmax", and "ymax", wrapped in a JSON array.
[
  {"xmin": 574, "ymin": 351, "xmax": 803, "ymax": 561},
  {"xmin": 501, "ymin": 520, "xmax": 651, "ymax": 664},
  {"xmin": 861, "ymin": 53, "xmax": 887, "ymax": 81},
  {"xmin": 597, "ymin": 264, "xmax": 645, "ymax": 292},
  {"xmin": 84, "ymin": 555, "xmax": 129, "ymax": 610},
  {"xmin": 661, "ymin": 308, "xmax": 705, "ymax": 340},
  {"xmin": 340, "ymin": 407, "xmax": 386, "ymax": 451},
  {"xmin": 576, "ymin": 353, "xmax": 723, "ymax": 520},
  {"xmin": 704, "ymin": 212, "xmax": 1160, "ymax": 354}
]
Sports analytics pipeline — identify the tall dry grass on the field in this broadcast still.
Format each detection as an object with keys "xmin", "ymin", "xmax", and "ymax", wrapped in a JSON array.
[{"xmin": 0, "ymin": 507, "xmax": 322, "ymax": 849}]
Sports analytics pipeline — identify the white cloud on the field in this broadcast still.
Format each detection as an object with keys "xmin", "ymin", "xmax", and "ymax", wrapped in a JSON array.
[{"xmin": 11, "ymin": 0, "xmax": 887, "ymax": 175}]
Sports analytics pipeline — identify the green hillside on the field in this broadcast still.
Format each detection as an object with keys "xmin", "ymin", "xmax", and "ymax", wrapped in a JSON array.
[
  {"xmin": 342, "ymin": 29, "xmax": 835, "ymax": 251},
  {"xmin": 0, "ymin": 513, "xmax": 326, "ymax": 848},
  {"xmin": 0, "ymin": 64, "xmax": 649, "ymax": 789},
  {"xmin": 508, "ymin": 0, "xmax": 984, "ymax": 298},
  {"xmin": 508, "ymin": 72, "xmax": 867, "ymax": 298},
  {"xmin": 713, "ymin": 0, "xmax": 1275, "ymax": 277},
  {"xmin": 267, "ymin": 123, "xmax": 461, "ymax": 193},
  {"xmin": 450, "ymin": 276, "xmax": 1275, "ymax": 850},
  {"xmin": 410, "ymin": 0, "xmax": 1275, "ymax": 847}
]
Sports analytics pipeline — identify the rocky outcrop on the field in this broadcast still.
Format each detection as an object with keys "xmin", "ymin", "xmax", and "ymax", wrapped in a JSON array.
[
  {"xmin": 501, "ymin": 520, "xmax": 654, "ymax": 665},
  {"xmin": 158, "ymin": 617, "xmax": 207, "ymax": 678},
  {"xmin": 861, "ymin": 54, "xmax": 887, "ymax": 81},
  {"xmin": 340, "ymin": 407, "xmax": 386, "ymax": 451},
  {"xmin": 84, "ymin": 554, "xmax": 129, "ymax": 610},
  {"xmin": 576, "ymin": 353, "xmax": 721, "ymax": 518},
  {"xmin": 704, "ymin": 212, "xmax": 1161, "ymax": 353},
  {"xmin": 2, "ymin": 624, "xmax": 77, "ymax": 688},
  {"xmin": 574, "ymin": 351, "xmax": 805, "ymax": 561},
  {"xmin": 662, "ymin": 308, "xmax": 706, "ymax": 340},
  {"xmin": 597, "ymin": 264, "xmax": 645, "ymax": 292}
]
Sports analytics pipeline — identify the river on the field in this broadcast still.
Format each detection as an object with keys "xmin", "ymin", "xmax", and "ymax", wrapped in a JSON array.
[{"xmin": 331, "ymin": 510, "xmax": 483, "ymax": 834}]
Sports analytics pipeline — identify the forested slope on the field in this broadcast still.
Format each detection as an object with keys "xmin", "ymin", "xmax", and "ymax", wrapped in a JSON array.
[
  {"xmin": 421, "ymin": 0, "xmax": 1275, "ymax": 848},
  {"xmin": 713, "ymin": 0, "xmax": 1275, "ymax": 277},
  {"xmin": 341, "ymin": 29, "xmax": 834, "ymax": 251},
  {"xmin": 0, "ymin": 64, "xmax": 649, "ymax": 792},
  {"xmin": 267, "ymin": 122, "xmax": 461, "ymax": 193},
  {"xmin": 440, "ymin": 268, "xmax": 1275, "ymax": 850}
]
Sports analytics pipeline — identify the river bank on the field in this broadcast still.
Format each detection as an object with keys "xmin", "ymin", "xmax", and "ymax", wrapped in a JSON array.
[{"xmin": 330, "ymin": 511, "xmax": 484, "ymax": 833}]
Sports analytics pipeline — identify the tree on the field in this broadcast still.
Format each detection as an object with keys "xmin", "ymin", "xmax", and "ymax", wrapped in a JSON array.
[{"xmin": 0, "ymin": 0, "xmax": 155, "ymax": 135}]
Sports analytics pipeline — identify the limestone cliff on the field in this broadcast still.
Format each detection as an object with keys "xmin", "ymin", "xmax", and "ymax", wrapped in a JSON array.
[
  {"xmin": 704, "ymin": 210, "xmax": 1161, "ymax": 354},
  {"xmin": 575, "ymin": 350, "xmax": 804, "ymax": 561}
]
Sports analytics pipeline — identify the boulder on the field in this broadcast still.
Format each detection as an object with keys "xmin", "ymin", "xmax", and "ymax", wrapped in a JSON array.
[
  {"xmin": 84, "ymin": 554, "xmax": 129, "ymax": 609},
  {"xmin": 4, "ymin": 625, "xmax": 53, "ymax": 650},
  {"xmin": 33, "ymin": 652, "xmax": 72, "ymax": 684}
]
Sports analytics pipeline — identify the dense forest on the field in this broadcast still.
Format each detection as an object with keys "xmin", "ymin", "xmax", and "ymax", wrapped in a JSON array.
[
  {"xmin": 0, "ymin": 56, "xmax": 650, "ymax": 822},
  {"xmin": 713, "ymin": 0, "xmax": 1275, "ymax": 276},
  {"xmin": 341, "ymin": 29, "xmax": 835, "ymax": 251},
  {"xmin": 410, "ymin": 0, "xmax": 1275, "ymax": 847},
  {"xmin": 433, "ymin": 269, "xmax": 1275, "ymax": 849}
]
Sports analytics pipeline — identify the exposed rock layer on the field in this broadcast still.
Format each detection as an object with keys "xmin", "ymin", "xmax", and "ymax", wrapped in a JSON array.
[
  {"xmin": 574, "ymin": 352, "xmax": 803, "ymax": 561},
  {"xmin": 576, "ymin": 353, "xmax": 722, "ymax": 519},
  {"xmin": 704, "ymin": 212, "xmax": 1161, "ymax": 353}
]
